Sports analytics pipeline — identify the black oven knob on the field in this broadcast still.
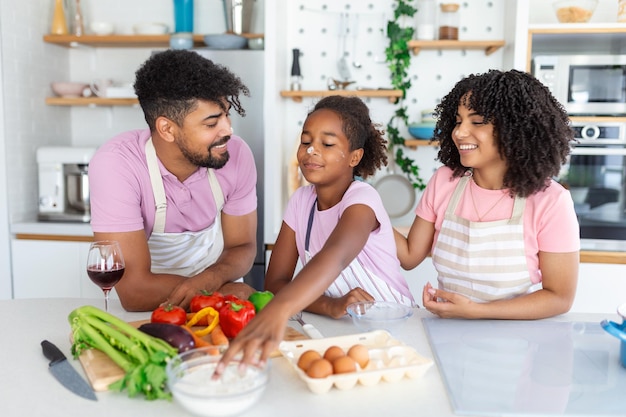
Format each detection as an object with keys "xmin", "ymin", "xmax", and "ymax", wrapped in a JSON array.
[{"xmin": 581, "ymin": 125, "xmax": 600, "ymax": 140}]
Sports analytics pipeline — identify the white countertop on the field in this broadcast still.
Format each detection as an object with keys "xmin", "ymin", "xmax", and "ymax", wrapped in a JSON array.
[
  {"xmin": 11, "ymin": 221, "xmax": 92, "ymax": 237},
  {"xmin": 0, "ymin": 298, "xmax": 623, "ymax": 417}
]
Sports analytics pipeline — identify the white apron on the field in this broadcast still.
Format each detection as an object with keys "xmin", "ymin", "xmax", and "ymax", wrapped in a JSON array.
[
  {"xmin": 303, "ymin": 199, "xmax": 414, "ymax": 306},
  {"xmin": 431, "ymin": 175, "xmax": 537, "ymax": 302},
  {"xmin": 145, "ymin": 139, "xmax": 225, "ymax": 277}
]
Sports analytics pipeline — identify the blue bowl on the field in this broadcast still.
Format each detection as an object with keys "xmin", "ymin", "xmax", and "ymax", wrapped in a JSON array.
[{"xmin": 408, "ymin": 123, "xmax": 436, "ymax": 140}]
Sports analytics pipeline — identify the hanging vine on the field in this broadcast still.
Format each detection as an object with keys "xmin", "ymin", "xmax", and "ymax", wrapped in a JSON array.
[{"xmin": 385, "ymin": 0, "xmax": 426, "ymax": 190}]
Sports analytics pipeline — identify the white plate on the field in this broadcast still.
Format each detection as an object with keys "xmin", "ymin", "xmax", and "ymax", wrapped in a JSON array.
[{"xmin": 374, "ymin": 174, "xmax": 416, "ymax": 218}]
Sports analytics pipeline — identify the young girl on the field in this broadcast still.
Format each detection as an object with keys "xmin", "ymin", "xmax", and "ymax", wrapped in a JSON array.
[
  {"xmin": 395, "ymin": 69, "xmax": 580, "ymax": 320},
  {"xmin": 216, "ymin": 95, "xmax": 414, "ymax": 372},
  {"xmin": 264, "ymin": 95, "xmax": 414, "ymax": 319}
]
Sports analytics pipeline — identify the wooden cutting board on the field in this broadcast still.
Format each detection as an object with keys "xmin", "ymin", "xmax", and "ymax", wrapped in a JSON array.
[{"xmin": 74, "ymin": 321, "xmax": 307, "ymax": 391}]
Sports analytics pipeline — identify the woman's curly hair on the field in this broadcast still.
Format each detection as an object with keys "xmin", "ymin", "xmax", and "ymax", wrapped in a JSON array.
[
  {"xmin": 134, "ymin": 49, "xmax": 250, "ymax": 130},
  {"xmin": 310, "ymin": 95, "xmax": 388, "ymax": 179},
  {"xmin": 434, "ymin": 69, "xmax": 575, "ymax": 197}
]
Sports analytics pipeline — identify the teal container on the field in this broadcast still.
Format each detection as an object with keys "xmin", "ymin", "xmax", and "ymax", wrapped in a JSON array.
[{"xmin": 173, "ymin": 0, "xmax": 194, "ymax": 33}]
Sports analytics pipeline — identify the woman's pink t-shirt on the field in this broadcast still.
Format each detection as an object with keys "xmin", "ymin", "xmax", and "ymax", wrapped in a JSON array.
[{"xmin": 415, "ymin": 166, "xmax": 580, "ymax": 284}]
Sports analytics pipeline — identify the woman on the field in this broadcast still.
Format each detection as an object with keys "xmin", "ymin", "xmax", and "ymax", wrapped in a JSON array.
[{"xmin": 395, "ymin": 69, "xmax": 579, "ymax": 320}]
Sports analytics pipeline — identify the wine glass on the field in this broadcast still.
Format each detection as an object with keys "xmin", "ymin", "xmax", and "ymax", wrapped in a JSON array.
[{"xmin": 86, "ymin": 240, "xmax": 125, "ymax": 312}]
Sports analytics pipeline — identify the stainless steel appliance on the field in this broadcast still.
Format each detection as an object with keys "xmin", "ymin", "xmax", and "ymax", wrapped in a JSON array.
[
  {"xmin": 37, "ymin": 146, "xmax": 97, "ymax": 222},
  {"xmin": 534, "ymin": 55, "xmax": 626, "ymax": 116},
  {"xmin": 556, "ymin": 122, "xmax": 626, "ymax": 240}
]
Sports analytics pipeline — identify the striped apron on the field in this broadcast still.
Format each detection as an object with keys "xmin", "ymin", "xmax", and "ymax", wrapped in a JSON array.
[
  {"xmin": 145, "ymin": 138, "xmax": 225, "ymax": 277},
  {"xmin": 431, "ymin": 175, "xmax": 536, "ymax": 302},
  {"xmin": 303, "ymin": 199, "xmax": 414, "ymax": 306}
]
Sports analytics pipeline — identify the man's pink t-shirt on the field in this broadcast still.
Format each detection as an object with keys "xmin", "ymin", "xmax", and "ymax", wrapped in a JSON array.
[
  {"xmin": 89, "ymin": 129, "xmax": 257, "ymax": 238},
  {"xmin": 415, "ymin": 166, "xmax": 580, "ymax": 284},
  {"xmin": 283, "ymin": 181, "xmax": 413, "ymax": 300}
]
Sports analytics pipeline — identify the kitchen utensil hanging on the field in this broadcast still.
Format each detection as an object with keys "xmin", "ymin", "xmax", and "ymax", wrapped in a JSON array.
[
  {"xmin": 337, "ymin": 12, "xmax": 352, "ymax": 81},
  {"xmin": 374, "ymin": 156, "xmax": 416, "ymax": 218},
  {"xmin": 351, "ymin": 14, "xmax": 362, "ymax": 69}
]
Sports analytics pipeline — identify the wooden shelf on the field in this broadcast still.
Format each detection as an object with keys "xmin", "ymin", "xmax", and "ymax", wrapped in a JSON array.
[
  {"xmin": 45, "ymin": 97, "xmax": 139, "ymax": 106},
  {"xmin": 404, "ymin": 139, "xmax": 439, "ymax": 148},
  {"xmin": 407, "ymin": 40, "xmax": 505, "ymax": 56},
  {"xmin": 43, "ymin": 33, "xmax": 263, "ymax": 48},
  {"xmin": 280, "ymin": 89, "xmax": 403, "ymax": 103}
]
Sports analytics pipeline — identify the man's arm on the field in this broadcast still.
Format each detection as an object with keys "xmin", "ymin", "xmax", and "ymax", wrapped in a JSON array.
[
  {"xmin": 94, "ymin": 230, "xmax": 186, "ymax": 312},
  {"xmin": 166, "ymin": 210, "xmax": 258, "ymax": 309}
]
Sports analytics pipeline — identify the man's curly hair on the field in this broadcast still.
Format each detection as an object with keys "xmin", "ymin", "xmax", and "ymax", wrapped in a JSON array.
[
  {"xmin": 434, "ymin": 69, "xmax": 575, "ymax": 197},
  {"xmin": 134, "ymin": 50, "xmax": 250, "ymax": 130},
  {"xmin": 310, "ymin": 95, "xmax": 387, "ymax": 179}
]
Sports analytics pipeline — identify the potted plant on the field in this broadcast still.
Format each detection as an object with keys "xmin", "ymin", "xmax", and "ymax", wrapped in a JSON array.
[{"xmin": 385, "ymin": 0, "xmax": 426, "ymax": 190}]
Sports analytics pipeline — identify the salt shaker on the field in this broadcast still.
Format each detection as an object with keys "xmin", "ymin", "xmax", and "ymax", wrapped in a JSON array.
[{"xmin": 438, "ymin": 3, "xmax": 460, "ymax": 40}]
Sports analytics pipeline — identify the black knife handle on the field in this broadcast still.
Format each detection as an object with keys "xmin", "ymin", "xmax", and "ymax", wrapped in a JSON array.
[{"xmin": 41, "ymin": 340, "xmax": 67, "ymax": 365}]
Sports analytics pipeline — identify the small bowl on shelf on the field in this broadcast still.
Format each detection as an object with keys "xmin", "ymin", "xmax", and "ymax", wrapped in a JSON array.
[
  {"xmin": 51, "ymin": 81, "xmax": 89, "ymax": 98},
  {"xmin": 408, "ymin": 123, "xmax": 436, "ymax": 140},
  {"xmin": 346, "ymin": 301, "xmax": 414, "ymax": 333},
  {"xmin": 552, "ymin": 0, "xmax": 598, "ymax": 23},
  {"xmin": 203, "ymin": 34, "xmax": 248, "ymax": 50},
  {"xmin": 165, "ymin": 346, "xmax": 269, "ymax": 417},
  {"xmin": 90, "ymin": 21, "xmax": 115, "ymax": 36}
]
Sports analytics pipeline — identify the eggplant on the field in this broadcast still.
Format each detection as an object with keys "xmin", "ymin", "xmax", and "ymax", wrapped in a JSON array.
[{"xmin": 138, "ymin": 322, "xmax": 195, "ymax": 353}]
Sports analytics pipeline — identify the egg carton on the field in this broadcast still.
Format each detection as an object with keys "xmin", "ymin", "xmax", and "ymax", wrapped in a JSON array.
[{"xmin": 278, "ymin": 330, "xmax": 433, "ymax": 394}]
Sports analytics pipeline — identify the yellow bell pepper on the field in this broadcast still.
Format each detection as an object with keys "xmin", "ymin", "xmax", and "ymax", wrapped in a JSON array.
[{"xmin": 186, "ymin": 306, "xmax": 219, "ymax": 337}]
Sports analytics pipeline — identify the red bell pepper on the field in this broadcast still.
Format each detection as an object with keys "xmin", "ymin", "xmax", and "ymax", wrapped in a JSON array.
[
  {"xmin": 218, "ymin": 299, "xmax": 256, "ymax": 339},
  {"xmin": 190, "ymin": 290, "xmax": 225, "ymax": 313}
]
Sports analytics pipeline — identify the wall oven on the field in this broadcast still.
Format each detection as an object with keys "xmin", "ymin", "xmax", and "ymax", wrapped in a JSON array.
[{"xmin": 557, "ymin": 122, "xmax": 626, "ymax": 241}]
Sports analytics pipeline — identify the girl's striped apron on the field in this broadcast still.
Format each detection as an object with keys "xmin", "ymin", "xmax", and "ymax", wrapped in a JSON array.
[
  {"xmin": 431, "ymin": 175, "xmax": 536, "ymax": 302},
  {"xmin": 303, "ymin": 199, "xmax": 414, "ymax": 306},
  {"xmin": 145, "ymin": 138, "xmax": 225, "ymax": 277}
]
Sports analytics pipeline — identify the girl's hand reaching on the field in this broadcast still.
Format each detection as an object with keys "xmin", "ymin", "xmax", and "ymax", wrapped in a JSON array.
[
  {"xmin": 326, "ymin": 288, "xmax": 375, "ymax": 319},
  {"xmin": 422, "ymin": 282, "xmax": 474, "ymax": 318}
]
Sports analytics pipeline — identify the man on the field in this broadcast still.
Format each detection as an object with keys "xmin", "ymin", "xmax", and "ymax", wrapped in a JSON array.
[{"xmin": 89, "ymin": 49, "xmax": 257, "ymax": 312}]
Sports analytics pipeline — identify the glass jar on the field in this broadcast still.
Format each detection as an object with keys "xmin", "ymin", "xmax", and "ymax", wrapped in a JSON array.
[
  {"xmin": 416, "ymin": 0, "xmax": 437, "ymax": 41},
  {"xmin": 619, "ymin": 0, "xmax": 626, "ymax": 22},
  {"xmin": 438, "ymin": 3, "xmax": 460, "ymax": 40}
]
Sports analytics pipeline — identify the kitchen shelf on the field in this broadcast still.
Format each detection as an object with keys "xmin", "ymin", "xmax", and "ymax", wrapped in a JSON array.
[
  {"xmin": 43, "ymin": 33, "xmax": 264, "ymax": 48},
  {"xmin": 404, "ymin": 139, "xmax": 439, "ymax": 148},
  {"xmin": 407, "ymin": 40, "xmax": 505, "ymax": 56},
  {"xmin": 280, "ymin": 89, "xmax": 403, "ymax": 103},
  {"xmin": 45, "ymin": 97, "xmax": 139, "ymax": 106}
]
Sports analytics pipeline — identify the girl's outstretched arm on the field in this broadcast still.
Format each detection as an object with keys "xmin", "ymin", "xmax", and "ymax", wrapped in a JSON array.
[{"xmin": 394, "ymin": 216, "xmax": 435, "ymax": 270}]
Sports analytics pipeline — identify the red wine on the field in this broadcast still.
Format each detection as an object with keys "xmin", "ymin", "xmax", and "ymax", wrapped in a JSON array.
[{"xmin": 87, "ymin": 265, "xmax": 125, "ymax": 289}]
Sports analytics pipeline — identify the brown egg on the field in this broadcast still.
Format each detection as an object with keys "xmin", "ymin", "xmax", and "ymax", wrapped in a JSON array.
[
  {"xmin": 306, "ymin": 358, "xmax": 333, "ymax": 378},
  {"xmin": 297, "ymin": 350, "xmax": 322, "ymax": 372},
  {"xmin": 332, "ymin": 355, "xmax": 357, "ymax": 374},
  {"xmin": 347, "ymin": 344, "xmax": 370, "ymax": 369},
  {"xmin": 323, "ymin": 345, "xmax": 345, "ymax": 362}
]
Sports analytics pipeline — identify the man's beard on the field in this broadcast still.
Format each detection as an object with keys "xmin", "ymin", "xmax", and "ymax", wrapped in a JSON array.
[{"xmin": 177, "ymin": 136, "xmax": 230, "ymax": 169}]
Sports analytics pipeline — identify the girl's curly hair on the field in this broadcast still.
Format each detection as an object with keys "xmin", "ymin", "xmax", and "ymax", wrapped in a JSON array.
[
  {"xmin": 434, "ymin": 69, "xmax": 575, "ymax": 197},
  {"xmin": 310, "ymin": 95, "xmax": 388, "ymax": 179},
  {"xmin": 134, "ymin": 50, "xmax": 250, "ymax": 130}
]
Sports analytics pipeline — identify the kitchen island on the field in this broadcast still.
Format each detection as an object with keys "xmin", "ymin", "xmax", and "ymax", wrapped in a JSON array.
[{"xmin": 1, "ymin": 298, "xmax": 624, "ymax": 417}]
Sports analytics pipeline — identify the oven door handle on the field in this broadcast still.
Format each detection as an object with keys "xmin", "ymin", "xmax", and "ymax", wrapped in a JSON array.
[{"xmin": 571, "ymin": 147, "xmax": 626, "ymax": 156}]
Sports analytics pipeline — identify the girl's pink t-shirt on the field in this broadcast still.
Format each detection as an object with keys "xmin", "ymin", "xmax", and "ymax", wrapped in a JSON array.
[{"xmin": 416, "ymin": 166, "xmax": 580, "ymax": 284}]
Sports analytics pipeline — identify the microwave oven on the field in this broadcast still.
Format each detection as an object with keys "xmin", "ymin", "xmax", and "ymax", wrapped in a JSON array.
[{"xmin": 533, "ymin": 55, "xmax": 626, "ymax": 116}]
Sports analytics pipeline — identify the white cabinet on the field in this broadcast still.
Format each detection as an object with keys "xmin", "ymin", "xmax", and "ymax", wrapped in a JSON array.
[
  {"xmin": 11, "ymin": 239, "xmax": 116, "ymax": 299},
  {"xmin": 402, "ymin": 259, "xmax": 625, "ymax": 315}
]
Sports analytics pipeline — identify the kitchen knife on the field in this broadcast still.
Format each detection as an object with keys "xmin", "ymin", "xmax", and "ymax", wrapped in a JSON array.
[{"xmin": 41, "ymin": 340, "xmax": 97, "ymax": 401}]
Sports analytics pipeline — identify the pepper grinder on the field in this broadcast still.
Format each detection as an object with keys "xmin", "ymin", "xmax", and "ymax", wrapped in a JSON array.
[{"xmin": 290, "ymin": 48, "xmax": 302, "ymax": 91}]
